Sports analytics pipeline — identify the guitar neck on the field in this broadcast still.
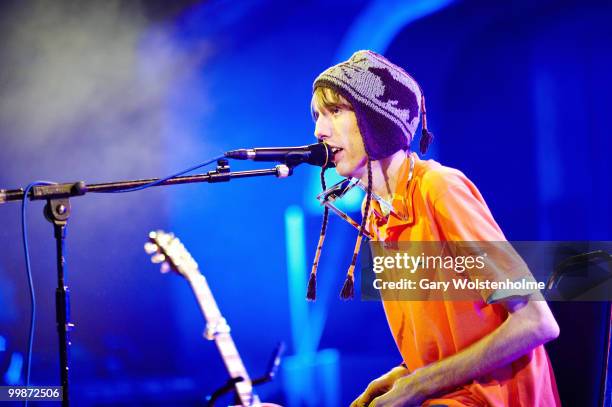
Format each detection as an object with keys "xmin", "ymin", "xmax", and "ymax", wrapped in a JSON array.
[
  {"xmin": 186, "ymin": 272, "xmax": 224, "ymax": 324},
  {"xmin": 186, "ymin": 273, "xmax": 260, "ymax": 406}
]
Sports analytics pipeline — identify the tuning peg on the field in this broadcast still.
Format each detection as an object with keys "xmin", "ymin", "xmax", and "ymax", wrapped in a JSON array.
[
  {"xmin": 160, "ymin": 262, "xmax": 171, "ymax": 274},
  {"xmin": 151, "ymin": 253, "xmax": 166, "ymax": 264},
  {"xmin": 144, "ymin": 242, "xmax": 158, "ymax": 255},
  {"xmin": 148, "ymin": 231, "xmax": 158, "ymax": 239}
]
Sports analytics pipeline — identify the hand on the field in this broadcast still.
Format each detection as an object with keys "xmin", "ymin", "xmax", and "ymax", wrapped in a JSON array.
[
  {"xmin": 350, "ymin": 366, "xmax": 408, "ymax": 407},
  {"xmin": 369, "ymin": 374, "xmax": 425, "ymax": 407}
]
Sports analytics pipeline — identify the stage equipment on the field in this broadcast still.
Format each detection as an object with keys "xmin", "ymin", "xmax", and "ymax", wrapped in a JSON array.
[
  {"xmin": 146, "ymin": 230, "xmax": 283, "ymax": 407},
  {"xmin": 0, "ymin": 157, "xmax": 296, "ymax": 407}
]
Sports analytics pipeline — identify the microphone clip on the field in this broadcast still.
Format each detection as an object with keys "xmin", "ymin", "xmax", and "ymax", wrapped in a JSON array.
[{"xmin": 207, "ymin": 159, "xmax": 231, "ymax": 183}]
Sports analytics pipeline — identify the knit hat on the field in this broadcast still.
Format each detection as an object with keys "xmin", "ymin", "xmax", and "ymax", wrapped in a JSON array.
[
  {"xmin": 312, "ymin": 50, "xmax": 433, "ymax": 160},
  {"xmin": 306, "ymin": 50, "xmax": 433, "ymax": 301}
]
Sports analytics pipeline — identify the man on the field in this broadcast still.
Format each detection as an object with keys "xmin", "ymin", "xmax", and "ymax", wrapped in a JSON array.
[{"xmin": 307, "ymin": 51, "xmax": 560, "ymax": 406}]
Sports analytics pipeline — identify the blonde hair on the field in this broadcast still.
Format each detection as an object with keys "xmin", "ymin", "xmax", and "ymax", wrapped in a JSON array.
[{"xmin": 311, "ymin": 87, "xmax": 353, "ymax": 120}]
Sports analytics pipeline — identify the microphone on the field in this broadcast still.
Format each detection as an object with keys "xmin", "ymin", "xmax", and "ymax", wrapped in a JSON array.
[{"xmin": 225, "ymin": 142, "xmax": 334, "ymax": 167}]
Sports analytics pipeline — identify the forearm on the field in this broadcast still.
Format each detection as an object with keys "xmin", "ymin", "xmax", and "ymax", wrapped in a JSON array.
[{"xmin": 409, "ymin": 301, "xmax": 559, "ymax": 398}]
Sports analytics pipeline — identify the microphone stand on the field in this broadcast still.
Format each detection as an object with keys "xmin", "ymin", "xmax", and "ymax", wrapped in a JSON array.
[{"xmin": 0, "ymin": 159, "xmax": 293, "ymax": 407}]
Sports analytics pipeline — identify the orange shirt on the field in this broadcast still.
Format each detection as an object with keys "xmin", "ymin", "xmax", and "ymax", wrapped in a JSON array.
[{"xmin": 367, "ymin": 153, "xmax": 560, "ymax": 407}]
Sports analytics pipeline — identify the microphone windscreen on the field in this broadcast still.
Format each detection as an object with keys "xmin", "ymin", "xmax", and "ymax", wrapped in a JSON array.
[{"xmin": 307, "ymin": 143, "xmax": 335, "ymax": 168}]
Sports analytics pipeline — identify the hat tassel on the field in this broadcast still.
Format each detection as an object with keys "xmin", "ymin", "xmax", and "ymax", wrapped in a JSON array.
[
  {"xmin": 307, "ymin": 168, "xmax": 330, "ymax": 301},
  {"xmin": 340, "ymin": 237, "xmax": 362, "ymax": 300},
  {"xmin": 419, "ymin": 94, "xmax": 434, "ymax": 154},
  {"xmin": 340, "ymin": 158, "xmax": 372, "ymax": 300},
  {"xmin": 307, "ymin": 233, "xmax": 325, "ymax": 300}
]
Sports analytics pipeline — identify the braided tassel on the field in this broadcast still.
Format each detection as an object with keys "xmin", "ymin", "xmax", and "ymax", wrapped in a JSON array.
[
  {"xmin": 340, "ymin": 158, "xmax": 372, "ymax": 299},
  {"xmin": 419, "ymin": 94, "xmax": 434, "ymax": 154},
  {"xmin": 307, "ymin": 233, "xmax": 325, "ymax": 300},
  {"xmin": 340, "ymin": 234, "xmax": 363, "ymax": 299},
  {"xmin": 307, "ymin": 168, "xmax": 329, "ymax": 301}
]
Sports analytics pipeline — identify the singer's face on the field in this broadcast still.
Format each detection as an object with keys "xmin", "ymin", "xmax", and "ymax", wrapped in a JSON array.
[{"xmin": 312, "ymin": 88, "xmax": 367, "ymax": 179}]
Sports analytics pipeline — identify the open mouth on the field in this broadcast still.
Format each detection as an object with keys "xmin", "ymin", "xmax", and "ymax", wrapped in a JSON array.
[{"xmin": 330, "ymin": 146, "xmax": 343, "ymax": 160}]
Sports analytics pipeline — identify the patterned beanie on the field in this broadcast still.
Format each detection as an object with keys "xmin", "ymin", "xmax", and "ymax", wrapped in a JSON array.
[
  {"xmin": 306, "ymin": 50, "xmax": 433, "ymax": 301},
  {"xmin": 312, "ymin": 50, "xmax": 433, "ymax": 160}
]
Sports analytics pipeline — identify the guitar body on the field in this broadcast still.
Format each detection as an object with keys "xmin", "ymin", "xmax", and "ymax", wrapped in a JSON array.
[{"xmin": 146, "ymin": 231, "xmax": 284, "ymax": 407}]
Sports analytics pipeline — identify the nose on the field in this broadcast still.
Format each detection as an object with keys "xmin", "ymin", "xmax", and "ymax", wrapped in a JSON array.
[{"xmin": 314, "ymin": 115, "xmax": 330, "ymax": 142}]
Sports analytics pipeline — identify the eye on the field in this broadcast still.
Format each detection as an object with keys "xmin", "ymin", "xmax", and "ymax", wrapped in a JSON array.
[{"xmin": 330, "ymin": 106, "xmax": 341, "ymax": 115}]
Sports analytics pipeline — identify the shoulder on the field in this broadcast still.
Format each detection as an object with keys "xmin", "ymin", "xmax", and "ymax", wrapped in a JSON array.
[
  {"xmin": 411, "ymin": 157, "xmax": 504, "ymax": 240},
  {"xmin": 414, "ymin": 158, "xmax": 474, "ymax": 203}
]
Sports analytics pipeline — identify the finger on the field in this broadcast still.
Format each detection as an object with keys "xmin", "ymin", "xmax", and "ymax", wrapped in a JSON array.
[
  {"xmin": 349, "ymin": 396, "xmax": 366, "ymax": 407},
  {"xmin": 369, "ymin": 394, "xmax": 389, "ymax": 407}
]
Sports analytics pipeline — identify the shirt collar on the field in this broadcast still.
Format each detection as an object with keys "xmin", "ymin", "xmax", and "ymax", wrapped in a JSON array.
[{"xmin": 371, "ymin": 152, "xmax": 417, "ymax": 222}]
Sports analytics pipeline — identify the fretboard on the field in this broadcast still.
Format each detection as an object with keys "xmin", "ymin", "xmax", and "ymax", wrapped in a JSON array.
[{"xmin": 186, "ymin": 273, "xmax": 261, "ymax": 406}]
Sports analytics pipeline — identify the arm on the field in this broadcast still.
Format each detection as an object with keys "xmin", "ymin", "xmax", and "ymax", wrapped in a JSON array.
[{"xmin": 371, "ymin": 299, "xmax": 559, "ymax": 406}]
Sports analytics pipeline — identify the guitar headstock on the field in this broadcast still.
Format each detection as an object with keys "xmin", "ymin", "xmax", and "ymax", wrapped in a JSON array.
[{"xmin": 144, "ymin": 230, "xmax": 199, "ymax": 279}]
